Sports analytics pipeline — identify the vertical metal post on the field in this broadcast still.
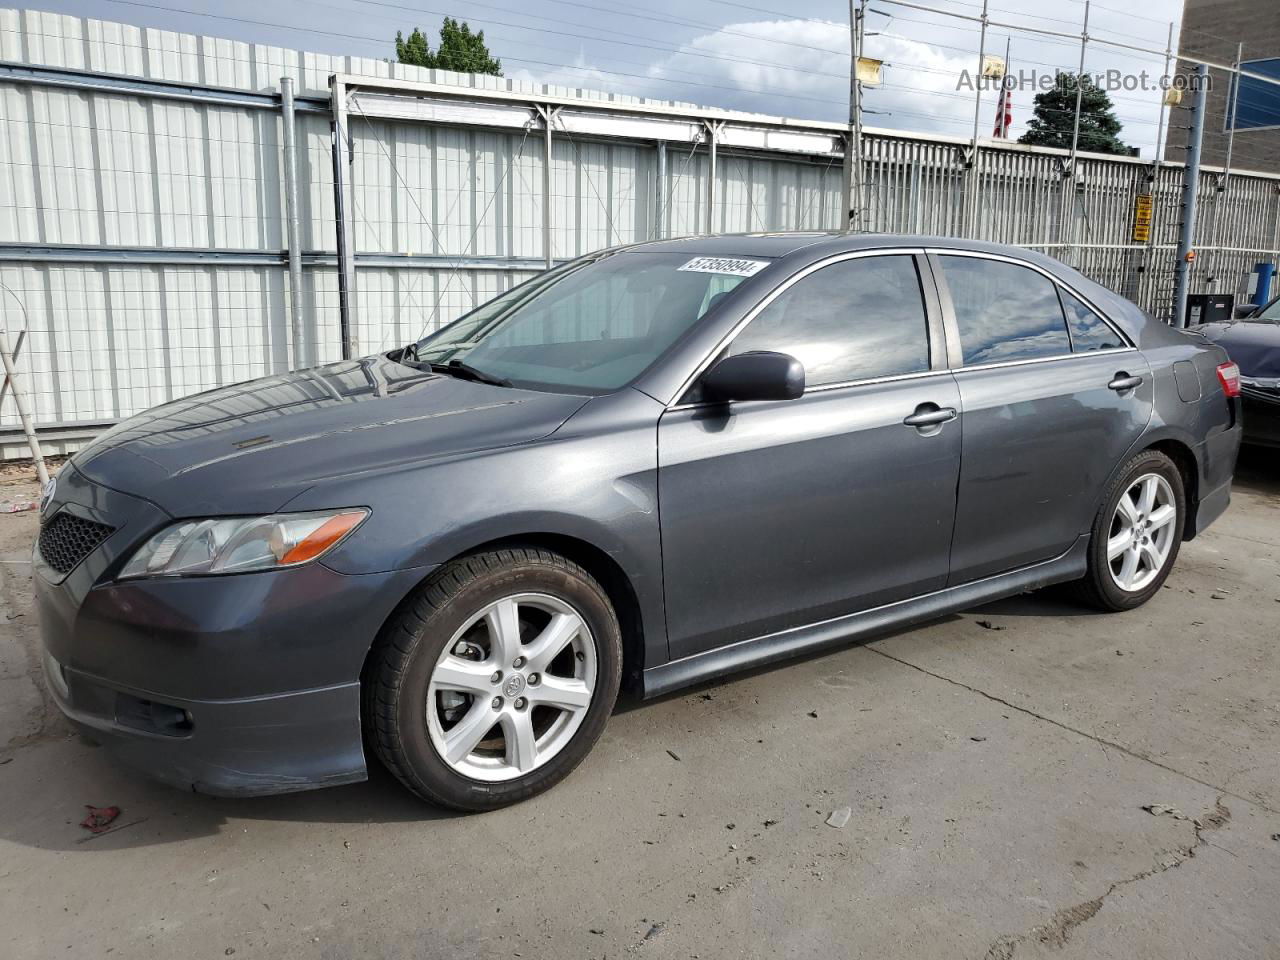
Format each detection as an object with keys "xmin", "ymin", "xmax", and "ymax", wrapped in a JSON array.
[
  {"xmin": 843, "ymin": 0, "xmax": 866, "ymax": 232},
  {"xmin": 1173, "ymin": 62, "xmax": 1210, "ymax": 328},
  {"xmin": 965, "ymin": 0, "xmax": 989, "ymax": 237},
  {"xmin": 1222, "ymin": 43, "xmax": 1244, "ymax": 178},
  {"xmin": 1063, "ymin": 0, "xmax": 1090, "ymax": 265},
  {"xmin": 280, "ymin": 76, "xmax": 306, "ymax": 368},
  {"xmin": 654, "ymin": 140, "xmax": 667, "ymax": 240},
  {"xmin": 0, "ymin": 325, "xmax": 47, "ymax": 487},
  {"xmin": 705, "ymin": 122, "xmax": 718, "ymax": 235},
  {"xmin": 997, "ymin": 37, "xmax": 1011, "ymax": 136},
  {"xmin": 1152, "ymin": 23, "xmax": 1174, "ymax": 164},
  {"xmin": 1143, "ymin": 23, "xmax": 1174, "ymax": 293},
  {"xmin": 329, "ymin": 76, "xmax": 356, "ymax": 360},
  {"xmin": 1205, "ymin": 43, "xmax": 1244, "ymax": 292},
  {"xmin": 841, "ymin": 0, "xmax": 854, "ymax": 232},
  {"xmin": 541, "ymin": 106, "xmax": 554, "ymax": 268}
]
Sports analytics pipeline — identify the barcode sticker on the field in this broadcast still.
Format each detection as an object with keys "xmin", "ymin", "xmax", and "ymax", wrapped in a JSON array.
[{"xmin": 677, "ymin": 257, "xmax": 770, "ymax": 277}]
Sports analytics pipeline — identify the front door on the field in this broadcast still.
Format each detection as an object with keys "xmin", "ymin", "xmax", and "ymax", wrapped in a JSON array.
[{"xmin": 657, "ymin": 253, "xmax": 963, "ymax": 661}]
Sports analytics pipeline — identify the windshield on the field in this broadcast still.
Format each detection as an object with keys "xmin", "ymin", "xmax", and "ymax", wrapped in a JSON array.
[
  {"xmin": 411, "ymin": 251, "xmax": 768, "ymax": 393},
  {"xmin": 1251, "ymin": 296, "xmax": 1280, "ymax": 323}
]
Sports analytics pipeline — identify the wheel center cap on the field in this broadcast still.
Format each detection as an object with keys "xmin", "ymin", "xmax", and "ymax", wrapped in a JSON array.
[{"xmin": 503, "ymin": 674, "xmax": 526, "ymax": 698}]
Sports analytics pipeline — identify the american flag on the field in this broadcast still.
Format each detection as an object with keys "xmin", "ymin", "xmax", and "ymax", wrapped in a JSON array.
[{"xmin": 993, "ymin": 78, "xmax": 1013, "ymax": 138}]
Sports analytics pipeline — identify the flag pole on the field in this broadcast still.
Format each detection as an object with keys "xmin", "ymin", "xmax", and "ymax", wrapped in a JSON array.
[{"xmin": 1001, "ymin": 36, "xmax": 1011, "ymax": 136}]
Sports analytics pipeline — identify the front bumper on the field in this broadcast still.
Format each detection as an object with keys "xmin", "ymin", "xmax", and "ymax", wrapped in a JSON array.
[
  {"xmin": 43, "ymin": 653, "xmax": 366, "ymax": 796},
  {"xmin": 35, "ymin": 463, "xmax": 431, "ymax": 797}
]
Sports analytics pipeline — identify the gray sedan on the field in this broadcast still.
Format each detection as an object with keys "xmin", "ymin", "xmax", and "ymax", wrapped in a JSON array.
[{"xmin": 35, "ymin": 234, "xmax": 1242, "ymax": 810}]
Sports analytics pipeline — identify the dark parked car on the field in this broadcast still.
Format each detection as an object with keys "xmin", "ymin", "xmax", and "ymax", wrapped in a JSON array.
[
  {"xmin": 36, "ymin": 234, "xmax": 1241, "ymax": 810},
  {"xmin": 1195, "ymin": 296, "xmax": 1280, "ymax": 447}
]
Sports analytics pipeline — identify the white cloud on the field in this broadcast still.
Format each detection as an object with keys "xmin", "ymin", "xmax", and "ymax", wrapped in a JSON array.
[{"xmin": 511, "ymin": 8, "xmax": 1170, "ymax": 158}]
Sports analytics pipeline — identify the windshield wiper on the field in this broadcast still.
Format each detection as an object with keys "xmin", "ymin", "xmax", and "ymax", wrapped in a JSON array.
[{"xmin": 429, "ymin": 358, "xmax": 512, "ymax": 388}]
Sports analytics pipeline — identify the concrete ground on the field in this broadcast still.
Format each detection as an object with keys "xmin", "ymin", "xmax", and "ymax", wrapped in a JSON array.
[{"xmin": 1, "ymin": 450, "xmax": 1278, "ymax": 960}]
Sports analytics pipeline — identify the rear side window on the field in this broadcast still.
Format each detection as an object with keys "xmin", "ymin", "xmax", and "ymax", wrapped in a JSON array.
[
  {"xmin": 729, "ymin": 255, "xmax": 930, "ymax": 387},
  {"xmin": 1059, "ymin": 289, "xmax": 1125, "ymax": 351},
  {"xmin": 939, "ymin": 256, "xmax": 1071, "ymax": 365}
]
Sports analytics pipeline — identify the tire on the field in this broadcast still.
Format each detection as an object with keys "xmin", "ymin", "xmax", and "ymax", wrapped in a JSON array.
[
  {"xmin": 1072, "ymin": 449, "xmax": 1186, "ymax": 612},
  {"xmin": 364, "ymin": 547, "xmax": 622, "ymax": 811}
]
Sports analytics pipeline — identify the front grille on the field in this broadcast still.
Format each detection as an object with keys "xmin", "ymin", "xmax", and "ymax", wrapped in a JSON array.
[{"xmin": 38, "ymin": 512, "xmax": 115, "ymax": 575}]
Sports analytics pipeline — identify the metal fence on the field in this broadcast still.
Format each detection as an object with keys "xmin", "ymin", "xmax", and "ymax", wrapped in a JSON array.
[{"xmin": 2, "ymin": 7, "xmax": 1279, "ymax": 458}]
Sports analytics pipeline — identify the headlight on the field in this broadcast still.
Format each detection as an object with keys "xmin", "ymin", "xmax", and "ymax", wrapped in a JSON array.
[{"xmin": 119, "ymin": 509, "xmax": 368, "ymax": 579}]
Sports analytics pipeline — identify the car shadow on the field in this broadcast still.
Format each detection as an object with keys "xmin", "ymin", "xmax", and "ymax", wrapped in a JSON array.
[
  {"xmin": 7, "ymin": 581, "xmax": 1109, "ymax": 853},
  {"xmin": 0, "ymin": 739, "xmax": 474, "ymax": 853}
]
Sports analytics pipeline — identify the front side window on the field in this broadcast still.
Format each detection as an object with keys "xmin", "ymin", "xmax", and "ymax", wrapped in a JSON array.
[
  {"xmin": 1060, "ymin": 289, "xmax": 1125, "ymax": 352},
  {"xmin": 727, "ymin": 255, "xmax": 931, "ymax": 387},
  {"xmin": 413, "ymin": 251, "xmax": 767, "ymax": 393},
  {"xmin": 939, "ymin": 256, "xmax": 1071, "ymax": 365}
]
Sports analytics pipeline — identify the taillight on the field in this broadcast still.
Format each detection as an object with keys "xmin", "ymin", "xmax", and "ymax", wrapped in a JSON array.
[{"xmin": 1216, "ymin": 361, "xmax": 1241, "ymax": 398}]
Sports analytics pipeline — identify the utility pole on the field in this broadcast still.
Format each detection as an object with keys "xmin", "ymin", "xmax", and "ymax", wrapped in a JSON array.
[
  {"xmin": 964, "ymin": 0, "xmax": 990, "ymax": 237},
  {"xmin": 1173, "ymin": 62, "xmax": 1210, "ymax": 328},
  {"xmin": 1139, "ymin": 22, "xmax": 1175, "ymax": 308},
  {"xmin": 843, "ymin": 0, "xmax": 867, "ymax": 232},
  {"xmin": 1062, "ymin": 0, "xmax": 1090, "ymax": 266}
]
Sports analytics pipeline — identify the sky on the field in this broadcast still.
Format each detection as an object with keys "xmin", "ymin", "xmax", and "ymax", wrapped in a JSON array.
[{"xmin": 21, "ymin": 0, "xmax": 1188, "ymax": 158}]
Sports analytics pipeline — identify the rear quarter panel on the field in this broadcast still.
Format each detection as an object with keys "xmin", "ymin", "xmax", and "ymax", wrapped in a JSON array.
[{"xmin": 1126, "ymin": 321, "xmax": 1240, "ymax": 527}]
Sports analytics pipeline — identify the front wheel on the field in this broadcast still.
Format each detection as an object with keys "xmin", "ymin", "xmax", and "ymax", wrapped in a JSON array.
[
  {"xmin": 1073, "ymin": 450, "xmax": 1186, "ymax": 611},
  {"xmin": 364, "ymin": 548, "xmax": 622, "ymax": 810}
]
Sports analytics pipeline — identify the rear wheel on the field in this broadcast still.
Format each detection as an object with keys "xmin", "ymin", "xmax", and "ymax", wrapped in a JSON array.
[
  {"xmin": 365, "ymin": 548, "xmax": 622, "ymax": 810},
  {"xmin": 1073, "ymin": 450, "xmax": 1185, "ymax": 611}
]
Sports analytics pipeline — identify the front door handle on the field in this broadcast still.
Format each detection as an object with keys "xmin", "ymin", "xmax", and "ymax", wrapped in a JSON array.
[
  {"xmin": 903, "ymin": 405, "xmax": 958, "ymax": 429},
  {"xmin": 1108, "ymin": 373, "xmax": 1143, "ymax": 392}
]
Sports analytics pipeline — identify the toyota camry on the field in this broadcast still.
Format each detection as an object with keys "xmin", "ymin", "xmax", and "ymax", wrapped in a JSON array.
[{"xmin": 36, "ymin": 234, "xmax": 1241, "ymax": 810}]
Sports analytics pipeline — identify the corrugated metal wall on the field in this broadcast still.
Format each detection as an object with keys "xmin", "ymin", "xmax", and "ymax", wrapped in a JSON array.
[{"xmin": 2, "ymin": 7, "xmax": 1279, "ymax": 458}]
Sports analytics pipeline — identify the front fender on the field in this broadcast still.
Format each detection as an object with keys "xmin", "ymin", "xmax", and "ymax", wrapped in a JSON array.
[{"xmin": 306, "ymin": 389, "xmax": 669, "ymax": 665}]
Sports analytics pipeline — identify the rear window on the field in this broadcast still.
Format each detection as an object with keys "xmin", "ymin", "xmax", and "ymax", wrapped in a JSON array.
[
  {"xmin": 1059, "ymin": 289, "xmax": 1126, "ymax": 351},
  {"xmin": 939, "ymin": 256, "xmax": 1071, "ymax": 365}
]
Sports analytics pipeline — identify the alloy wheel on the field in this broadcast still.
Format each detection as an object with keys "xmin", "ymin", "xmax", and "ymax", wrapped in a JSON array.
[
  {"xmin": 1107, "ymin": 472, "xmax": 1178, "ymax": 593},
  {"xmin": 425, "ymin": 593, "xmax": 597, "ymax": 782}
]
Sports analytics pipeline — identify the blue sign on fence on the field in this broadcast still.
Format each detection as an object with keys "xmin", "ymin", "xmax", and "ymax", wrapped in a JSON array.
[{"xmin": 1229, "ymin": 58, "xmax": 1280, "ymax": 131}]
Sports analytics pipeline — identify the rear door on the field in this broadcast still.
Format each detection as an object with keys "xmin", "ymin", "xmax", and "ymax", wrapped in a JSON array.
[
  {"xmin": 657, "ymin": 252, "xmax": 962, "ymax": 661},
  {"xmin": 933, "ymin": 252, "xmax": 1154, "ymax": 584}
]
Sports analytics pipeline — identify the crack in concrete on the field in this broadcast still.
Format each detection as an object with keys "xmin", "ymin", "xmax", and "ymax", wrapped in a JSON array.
[
  {"xmin": 980, "ymin": 799, "xmax": 1231, "ymax": 959},
  {"xmin": 863, "ymin": 645, "xmax": 1279, "ymax": 817}
]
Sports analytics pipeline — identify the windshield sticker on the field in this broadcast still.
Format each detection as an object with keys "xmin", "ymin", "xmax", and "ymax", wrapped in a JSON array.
[{"xmin": 677, "ymin": 257, "xmax": 770, "ymax": 277}]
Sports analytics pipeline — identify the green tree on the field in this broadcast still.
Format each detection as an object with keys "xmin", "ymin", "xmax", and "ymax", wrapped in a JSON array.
[
  {"xmin": 1018, "ymin": 72, "xmax": 1132, "ymax": 156},
  {"xmin": 394, "ymin": 27, "xmax": 432, "ymax": 68},
  {"xmin": 394, "ymin": 18, "xmax": 502, "ymax": 76}
]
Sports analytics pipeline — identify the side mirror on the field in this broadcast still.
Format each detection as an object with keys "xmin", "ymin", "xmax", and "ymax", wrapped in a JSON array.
[
  {"xmin": 700, "ymin": 351, "xmax": 805, "ymax": 403},
  {"xmin": 1234, "ymin": 304, "xmax": 1257, "ymax": 319}
]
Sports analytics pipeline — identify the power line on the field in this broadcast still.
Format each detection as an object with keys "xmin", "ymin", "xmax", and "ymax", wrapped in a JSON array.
[
  {"xmin": 351, "ymin": 0, "xmax": 854, "ymax": 81},
  {"xmin": 91, "ymin": 0, "xmax": 855, "ymax": 111}
]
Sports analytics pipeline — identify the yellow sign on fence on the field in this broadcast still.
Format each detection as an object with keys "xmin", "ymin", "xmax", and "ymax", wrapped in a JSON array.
[{"xmin": 1132, "ymin": 193, "xmax": 1154, "ymax": 244}]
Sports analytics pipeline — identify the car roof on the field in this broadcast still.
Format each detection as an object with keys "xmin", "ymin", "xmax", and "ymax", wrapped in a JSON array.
[{"xmin": 624, "ymin": 231, "xmax": 1073, "ymax": 272}]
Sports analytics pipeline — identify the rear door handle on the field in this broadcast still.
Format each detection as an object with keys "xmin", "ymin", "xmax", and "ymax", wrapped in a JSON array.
[
  {"xmin": 1108, "ymin": 373, "xmax": 1143, "ymax": 392},
  {"xmin": 903, "ymin": 406, "xmax": 958, "ymax": 428}
]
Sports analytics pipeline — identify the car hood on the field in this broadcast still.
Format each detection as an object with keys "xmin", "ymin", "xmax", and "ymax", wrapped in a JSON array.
[
  {"xmin": 70, "ymin": 355, "xmax": 591, "ymax": 516},
  {"xmin": 1196, "ymin": 321, "xmax": 1280, "ymax": 378}
]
